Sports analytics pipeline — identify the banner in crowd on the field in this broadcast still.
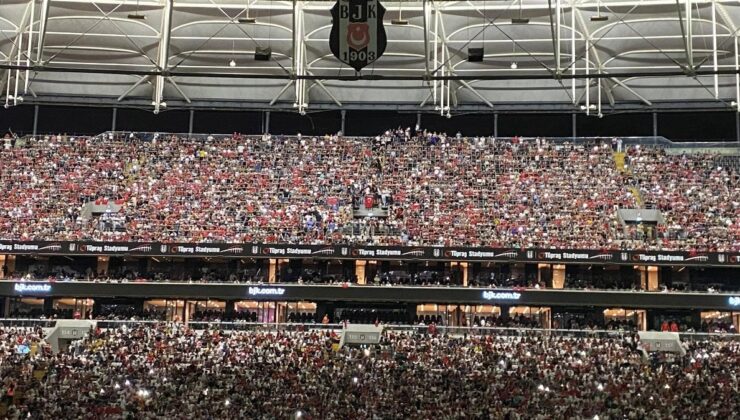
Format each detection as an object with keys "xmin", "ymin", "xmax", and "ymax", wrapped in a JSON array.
[{"xmin": 0, "ymin": 241, "xmax": 737, "ymax": 266}]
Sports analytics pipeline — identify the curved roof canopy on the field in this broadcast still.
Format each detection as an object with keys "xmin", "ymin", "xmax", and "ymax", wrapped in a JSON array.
[{"xmin": 2, "ymin": 0, "xmax": 740, "ymax": 114}]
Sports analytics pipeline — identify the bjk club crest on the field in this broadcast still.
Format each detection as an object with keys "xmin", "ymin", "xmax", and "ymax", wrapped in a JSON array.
[{"xmin": 330, "ymin": 0, "xmax": 387, "ymax": 72}]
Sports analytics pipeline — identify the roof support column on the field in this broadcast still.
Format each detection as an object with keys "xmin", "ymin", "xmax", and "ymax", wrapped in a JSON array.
[
  {"xmin": 555, "ymin": 0, "xmax": 561, "ymax": 75},
  {"xmin": 716, "ymin": 2, "xmax": 738, "ymax": 111},
  {"xmin": 735, "ymin": 36, "xmax": 740, "ymax": 113},
  {"xmin": 23, "ymin": 0, "xmax": 35, "ymax": 95},
  {"xmin": 35, "ymin": 0, "xmax": 50, "ymax": 64},
  {"xmin": 32, "ymin": 104, "xmax": 39, "ymax": 137},
  {"xmin": 188, "ymin": 109, "xmax": 195, "ymax": 137},
  {"xmin": 571, "ymin": 0, "xmax": 576, "ymax": 103},
  {"xmin": 685, "ymin": 0, "xmax": 693, "ymax": 69},
  {"xmin": 153, "ymin": 0, "xmax": 174, "ymax": 114},
  {"xmin": 652, "ymin": 112, "xmax": 658, "ymax": 137},
  {"xmin": 711, "ymin": 0, "xmax": 718, "ymax": 98},
  {"xmin": 293, "ymin": 0, "xmax": 307, "ymax": 114},
  {"xmin": 2, "ymin": 1, "xmax": 32, "ymax": 107}
]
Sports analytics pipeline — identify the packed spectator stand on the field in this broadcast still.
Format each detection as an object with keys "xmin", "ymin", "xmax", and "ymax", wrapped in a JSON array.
[
  {"xmin": 627, "ymin": 146, "xmax": 740, "ymax": 251},
  {"xmin": 0, "ymin": 323, "xmax": 738, "ymax": 418},
  {"xmin": 2, "ymin": 130, "xmax": 737, "ymax": 251}
]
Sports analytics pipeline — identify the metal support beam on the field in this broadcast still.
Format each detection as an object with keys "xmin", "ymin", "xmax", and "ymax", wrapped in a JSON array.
[
  {"xmin": 23, "ymin": 0, "xmax": 35, "ymax": 95},
  {"xmin": 652, "ymin": 112, "xmax": 658, "ymax": 136},
  {"xmin": 153, "ymin": 0, "xmax": 174, "ymax": 114},
  {"xmin": 736, "ymin": 35, "xmax": 739, "ymax": 114},
  {"xmin": 265, "ymin": 111, "xmax": 271, "ymax": 133},
  {"xmin": 433, "ymin": 3, "xmax": 467, "ymax": 115},
  {"xmin": 111, "ymin": 107, "xmax": 117, "ymax": 131},
  {"xmin": 306, "ymin": 71, "xmax": 342, "ymax": 107},
  {"xmin": 586, "ymin": 38, "xmax": 591, "ymax": 114},
  {"xmin": 493, "ymin": 112, "xmax": 498, "ymax": 137},
  {"xmin": 574, "ymin": 8, "xmax": 616, "ymax": 111},
  {"xmin": 571, "ymin": 112, "xmax": 576, "ymax": 140},
  {"xmin": 341, "ymin": 109, "xmax": 346, "ymax": 134},
  {"xmin": 1, "ymin": 1, "xmax": 32, "ymax": 105},
  {"xmin": 686, "ymin": 0, "xmax": 693, "ymax": 69},
  {"xmin": 555, "ymin": 0, "xmax": 561, "ymax": 75},
  {"xmin": 571, "ymin": 0, "xmax": 576, "ymax": 103},
  {"xmin": 423, "ymin": 0, "xmax": 431, "ymax": 79},
  {"xmin": 270, "ymin": 81, "xmax": 295, "ymax": 106},
  {"xmin": 294, "ymin": 0, "xmax": 307, "ymax": 114},
  {"xmin": 32, "ymin": 104, "xmax": 39, "ymax": 137},
  {"xmin": 432, "ymin": 6, "xmax": 439, "ymax": 107},
  {"xmin": 716, "ymin": 2, "xmax": 738, "ymax": 110},
  {"xmin": 711, "ymin": 0, "xmax": 718, "ymax": 98},
  {"xmin": 459, "ymin": 80, "xmax": 494, "ymax": 108},
  {"xmin": 118, "ymin": 76, "xmax": 151, "ymax": 102},
  {"xmin": 676, "ymin": 0, "xmax": 693, "ymax": 70},
  {"xmin": 419, "ymin": 91, "xmax": 433, "ymax": 108},
  {"xmin": 35, "ymin": 0, "xmax": 50, "ymax": 64},
  {"xmin": 604, "ymin": 80, "xmax": 616, "ymax": 107},
  {"xmin": 166, "ymin": 77, "xmax": 192, "ymax": 104},
  {"xmin": 609, "ymin": 77, "xmax": 653, "ymax": 106},
  {"xmin": 188, "ymin": 109, "xmax": 194, "ymax": 136}
]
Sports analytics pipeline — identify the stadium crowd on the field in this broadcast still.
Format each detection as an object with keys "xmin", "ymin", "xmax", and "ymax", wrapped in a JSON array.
[
  {"xmin": 627, "ymin": 146, "xmax": 740, "ymax": 251},
  {"xmin": 0, "ymin": 324, "xmax": 738, "ymax": 418},
  {"xmin": 4, "ymin": 130, "xmax": 734, "ymax": 250}
]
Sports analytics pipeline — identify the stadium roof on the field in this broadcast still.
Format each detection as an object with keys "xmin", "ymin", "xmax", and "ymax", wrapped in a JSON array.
[{"xmin": 2, "ymin": 0, "xmax": 740, "ymax": 115}]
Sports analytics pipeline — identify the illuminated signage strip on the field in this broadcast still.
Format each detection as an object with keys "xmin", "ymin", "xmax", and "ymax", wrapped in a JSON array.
[
  {"xmin": 482, "ymin": 291, "xmax": 522, "ymax": 301},
  {"xmin": 14, "ymin": 283, "xmax": 52, "ymax": 293},
  {"xmin": 248, "ymin": 287, "xmax": 286, "ymax": 296},
  {"xmin": 729, "ymin": 297, "xmax": 740, "ymax": 306}
]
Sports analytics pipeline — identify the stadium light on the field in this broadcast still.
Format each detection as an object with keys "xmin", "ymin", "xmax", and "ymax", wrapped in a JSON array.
[
  {"xmin": 392, "ymin": 1, "xmax": 409, "ymax": 25},
  {"xmin": 468, "ymin": 48, "xmax": 484, "ymax": 62},
  {"xmin": 591, "ymin": 0, "xmax": 608, "ymax": 22},
  {"xmin": 255, "ymin": 47, "xmax": 272, "ymax": 61},
  {"xmin": 128, "ymin": 0, "xmax": 146, "ymax": 20},
  {"xmin": 511, "ymin": 0, "xmax": 529, "ymax": 24},
  {"xmin": 238, "ymin": 1, "xmax": 257, "ymax": 24}
]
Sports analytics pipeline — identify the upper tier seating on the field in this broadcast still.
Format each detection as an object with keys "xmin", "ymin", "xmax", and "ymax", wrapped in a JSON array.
[{"xmin": 0, "ymin": 131, "xmax": 737, "ymax": 251}]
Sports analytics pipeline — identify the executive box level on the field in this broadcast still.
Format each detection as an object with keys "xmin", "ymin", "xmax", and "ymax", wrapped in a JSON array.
[
  {"xmin": 5, "ymin": 282, "xmax": 740, "ymax": 311},
  {"xmin": 0, "ymin": 241, "xmax": 738, "ymax": 267}
]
